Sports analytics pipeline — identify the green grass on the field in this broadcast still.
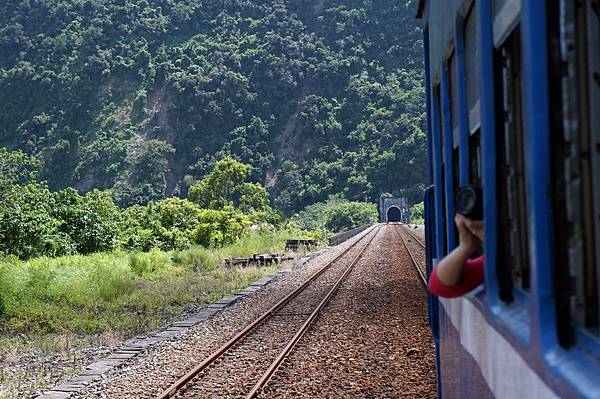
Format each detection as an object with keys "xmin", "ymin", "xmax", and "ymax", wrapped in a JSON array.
[
  {"xmin": 0, "ymin": 230, "xmax": 288, "ymax": 338},
  {"xmin": 172, "ymin": 229, "xmax": 288, "ymax": 271}
]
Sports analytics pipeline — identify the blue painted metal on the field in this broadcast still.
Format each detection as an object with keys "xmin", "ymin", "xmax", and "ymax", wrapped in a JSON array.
[
  {"xmin": 431, "ymin": 85, "xmax": 446, "ymax": 259},
  {"xmin": 419, "ymin": 0, "xmax": 600, "ymax": 397},
  {"xmin": 424, "ymin": 185, "xmax": 441, "ymax": 398},
  {"xmin": 424, "ymin": 30, "xmax": 434, "ymax": 186},
  {"xmin": 424, "ymin": 186, "xmax": 439, "ymax": 336},
  {"xmin": 441, "ymin": 62, "xmax": 457, "ymax": 251},
  {"xmin": 520, "ymin": 1, "xmax": 600, "ymax": 397},
  {"xmin": 455, "ymin": 13, "xmax": 471, "ymax": 187},
  {"xmin": 478, "ymin": 0, "xmax": 532, "ymax": 347},
  {"xmin": 476, "ymin": 0, "xmax": 497, "ymax": 316}
]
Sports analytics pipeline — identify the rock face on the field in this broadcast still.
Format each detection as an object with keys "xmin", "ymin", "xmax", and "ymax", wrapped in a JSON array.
[{"xmin": 0, "ymin": 0, "xmax": 426, "ymax": 212}]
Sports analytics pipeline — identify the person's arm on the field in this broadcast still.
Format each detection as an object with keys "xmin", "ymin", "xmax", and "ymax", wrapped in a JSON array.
[
  {"xmin": 434, "ymin": 214, "xmax": 480, "ymax": 285},
  {"xmin": 429, "ymin": 256, "xmax": 484, "ymax": 298},
  {"xmin": 428, "ymin": 214, "xmax": 483, "ymax": 297}
]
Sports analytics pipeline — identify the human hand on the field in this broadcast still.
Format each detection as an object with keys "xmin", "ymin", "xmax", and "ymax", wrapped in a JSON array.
[
  {"xmin": 465, "ymin": 218, "xmax": 484, "ymax": 242},
  {"xmin": 455, "ymin": 214, "xmax": 481, "ymax": 253}
]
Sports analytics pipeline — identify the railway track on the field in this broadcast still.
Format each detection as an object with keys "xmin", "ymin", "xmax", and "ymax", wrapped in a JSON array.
[
  {"xmin": 393, "ymin": 224, "xmax": 427, "ymax": 286},
  {"xmin": 157, "ymin": 224, "xmax": 382, "ymax": 399}
]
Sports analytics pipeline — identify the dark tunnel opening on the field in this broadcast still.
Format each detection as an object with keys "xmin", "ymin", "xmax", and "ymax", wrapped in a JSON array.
[{"xmin": 387, "ymin": 207, "xmax": 402, "ymax": 222}]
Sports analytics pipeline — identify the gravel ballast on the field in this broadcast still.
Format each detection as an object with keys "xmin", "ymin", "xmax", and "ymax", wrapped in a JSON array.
[
  {"xmin": 62, "ymin": 224, "xmax": 436, "ymax": 398},
  {"xmin": 260, "ymin": 224, "xmax": 436, "ymax": 398},
  {"xmin": 68, "ymin": 227, "xmax": 377, "ymax": 398}
]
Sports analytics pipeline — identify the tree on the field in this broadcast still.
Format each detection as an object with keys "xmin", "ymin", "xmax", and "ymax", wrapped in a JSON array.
[
  {"xmin": 191, "ymin": 206, "xmax": 251, "ymax": 248},
  {"xmin": 0, "ymin": 148, "xmax": 40, "ymax": 191},
  {"xmin": 238, "ymin": 182, "xmax": 271, "ymax": 213},
  {"xmin": 188, "ymin": 157, "xmax": 251, "ymax": 209},
  {"xmin": 113, "ymin": 139, "xmax": 176, "ymax": 207},
  {"xmin": 53, "ymin": 189, "xmax": 121, "ymax": 254}
]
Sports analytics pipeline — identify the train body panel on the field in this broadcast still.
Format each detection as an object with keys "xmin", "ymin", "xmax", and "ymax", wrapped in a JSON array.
[{"xmin": 418, "ymin": 0, "xmax": 600, "ymax": 397}]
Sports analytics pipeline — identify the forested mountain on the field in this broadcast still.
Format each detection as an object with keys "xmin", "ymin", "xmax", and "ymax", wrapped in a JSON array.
[{"xmin": 0, "ymin": 0, "xmax": 425, "ymax": 214}]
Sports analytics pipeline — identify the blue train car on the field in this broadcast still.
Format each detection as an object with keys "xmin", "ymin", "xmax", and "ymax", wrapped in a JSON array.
[{"xmin": 417, "ymin": 0, "xmax": 600, "ymax": 397}]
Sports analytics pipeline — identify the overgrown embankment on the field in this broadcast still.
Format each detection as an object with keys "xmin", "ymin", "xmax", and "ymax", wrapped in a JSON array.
[{"xmin": 0, "ymin": 230, "xmax": 287, "ymax": 337}]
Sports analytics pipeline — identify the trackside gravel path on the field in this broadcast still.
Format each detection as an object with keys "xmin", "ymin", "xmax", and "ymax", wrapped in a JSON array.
[
  {"xmin": 260, "ymin": 225, "xmax": 436, "ymax": 398},
  {"xmin": 72, "ymin": 227, "xmax": 377, "ymax": 398},
  {"xmin": 72, "ymin": 224, "xmax": 436, "ymax": 398}
]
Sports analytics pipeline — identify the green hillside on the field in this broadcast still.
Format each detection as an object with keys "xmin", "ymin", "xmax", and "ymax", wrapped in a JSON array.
[{"xmin": 0, "ymin": 0, "xmax": 425, "ymax": 213}]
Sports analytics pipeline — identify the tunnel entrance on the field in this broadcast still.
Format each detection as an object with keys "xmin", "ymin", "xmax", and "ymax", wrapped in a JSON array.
[{"xmin": 387, "ymin": 206, "xmax": 402, "ymax": 223}]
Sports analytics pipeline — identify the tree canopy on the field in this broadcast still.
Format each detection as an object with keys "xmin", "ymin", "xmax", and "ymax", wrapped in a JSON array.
[{"xmin": 0, "ymin": 0, "xmax": 426, "ymax": 213}]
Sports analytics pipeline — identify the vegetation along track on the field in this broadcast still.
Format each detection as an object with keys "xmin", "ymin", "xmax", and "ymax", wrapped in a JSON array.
[
  {"xmin": 158, "ymin": 225, "xmax": 383, "ymax": 399},
  {"xmin": 393, "ymin": 224, "xmax": 427, "ymax": 286}
]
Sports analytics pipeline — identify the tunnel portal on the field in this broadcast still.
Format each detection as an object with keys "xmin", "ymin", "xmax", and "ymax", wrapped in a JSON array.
[{"xmin": 386, "ymin": 207, "xmax": 402, "ymax": 222}]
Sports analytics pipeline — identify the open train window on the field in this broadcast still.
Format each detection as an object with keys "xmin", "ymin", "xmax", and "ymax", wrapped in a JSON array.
[
  {"xmin": 469, "ymin": 130, "xmax": 482, "ymax": 186},
  {"xmin": 551, "ymin": 0, "xmax": 600, "ymax": 345},
  {"xmin": 495, "ymin": 27, "xmax": 530, "ymax": 301},
  {"xmin": 435, "ymin": 83, "xmax": 449, "ymax": 257}
]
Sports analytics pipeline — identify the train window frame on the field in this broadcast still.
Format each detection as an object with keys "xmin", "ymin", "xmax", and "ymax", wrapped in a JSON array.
[
  {"xmin": 588, "ymin": 0, "xmax": 600, "ymax": 338},
  {"xmin": 527, "ymin": 1, "xmax": 600, "ymax": 395},
  {"xmin": 494, "ymin": 27, "xmax": 531, "ymax": 299},
  {"xmin": 432, "ymin": 83, "xmax": 448, "ymax": 258},
  {"xmin": 478, "ymin": 0, "xmax": 531, "ymax": 345},
  {"xmin": 550, "ymin": 0, "xmax": 600, "ymax": 348},
  {"xmin": 442, "ymin": 59, "xmax": 458, "ymax": 252},
  {"xmin": 464, "ymin": 3, "xmax": 481, "ymax": 135}
]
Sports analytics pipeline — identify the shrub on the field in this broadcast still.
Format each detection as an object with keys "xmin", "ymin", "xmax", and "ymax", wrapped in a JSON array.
[
  {"xmin": 53, "ymin": 189, "xmax": 121, "ymax": 254},
  {"xmin": 295, "ymin": 196, "xmax": 378, "ymax": 233},
  {"xmin": 188, "ymin": 157, "xmax": 251, "ymax": 209},
  {"xmin": 410, "ymin": 202, "xmax": 424, "ymax": 223},
  {"xmin": 191, "ymin": 206, "xmax": 251, "ymax": 247},
  {"xmin": 122, "ymin": 199, "xmax": 202, "ymax": 251},
  {"xmin": 0, "ymin": 183, "xmax": 61, "ymax": 259}
]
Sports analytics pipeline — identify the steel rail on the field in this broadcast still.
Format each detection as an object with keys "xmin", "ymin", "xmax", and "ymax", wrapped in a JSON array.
[
  {"xmin": 399, "ymin": 224, "xmax": 425, "ymax": 248},
  {"xmin": 245, "ymin": 226, "xmax": 381, "ymax": 399},
  {"xmin": 156, "ymin": 224, "xmax": 381, "ymax": 399},
  {"xmin": 393, "ymin": 225, "xmax": 427, "ymax": 287}
]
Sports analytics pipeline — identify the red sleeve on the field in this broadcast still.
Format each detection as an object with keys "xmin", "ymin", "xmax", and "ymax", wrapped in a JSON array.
[{"xmin": 428, "ymin": 256, "xmax": 484, "ymax": 298}]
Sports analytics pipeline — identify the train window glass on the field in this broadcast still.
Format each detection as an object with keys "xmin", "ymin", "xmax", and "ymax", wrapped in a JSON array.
[
  {"xmin": 452, "ymin": 148, "xmax": 460, "ymax": 248},
  {"xmin": 464, "ymin": 4, "xmax": 481, "ymax": 133},
  {"xmin": 590, "ymin": 0, "xmax": 600, "ymax": 335},
  {"xmin": 551, "ymin": 0, "xmax": 600, "ymax": 345},
  {"xmin": 587, "ymin": 0, "xmax": 600, "ymax": 336},
  {"xmin": 469, "ymin": 130, "xmax": 482, "ymax": 186},
  {"xmin": 434, "ymin": 84, "xmax": 448, "ymax": 256},
  {"xmin": 493, "ymin": 0, "xmax": 521, "ymax": 47},
  {"xmin": 548, "ymin": 0, "xmax": 573, "ymax": 346},
  {"xmin": 495, "ymin": 27, "xmax": 530, "ymax": 298}
]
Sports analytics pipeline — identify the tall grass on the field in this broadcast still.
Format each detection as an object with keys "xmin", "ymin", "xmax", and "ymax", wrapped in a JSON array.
[
  {"xmin": 172, "ymin": 229, "xmax": 288, "ymax": 271},
  {"xmin": 0, "ymin": 230, "xmax": 288, "ymax": 337}
]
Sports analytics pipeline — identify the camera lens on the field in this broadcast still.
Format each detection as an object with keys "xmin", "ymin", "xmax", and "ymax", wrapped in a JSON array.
[{"xmin": 455, "ymin": 186, "xmax": 483, "ymax": 220}]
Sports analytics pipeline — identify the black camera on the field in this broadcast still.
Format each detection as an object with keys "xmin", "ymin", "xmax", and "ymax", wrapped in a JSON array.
[{"xmin": 455, "ymin": 185, "xmax": 483, "ymax": 220}]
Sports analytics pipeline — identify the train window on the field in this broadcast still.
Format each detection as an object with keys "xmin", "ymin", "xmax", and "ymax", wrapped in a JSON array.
[
  {"xmin": 464, "ymin": 5, "xmax": 481, "ymax": 133},
  {"xmin": 434, "ymin": 84, "xmax": 448, "ymax": 256},
  {"xmin": 495, "ymin": 27, "xmax": 530, "ymax": 300},
  {"xmin": 493, "ymin": 0, "xmax": 521, "ymax": 46},
  {"xmin": 552, "ymin": 0, "xmax": 600, "ymax": 343},
  {"xmin": 469, "ymin": 130, "xmax": 482, "ymax": 186}
]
